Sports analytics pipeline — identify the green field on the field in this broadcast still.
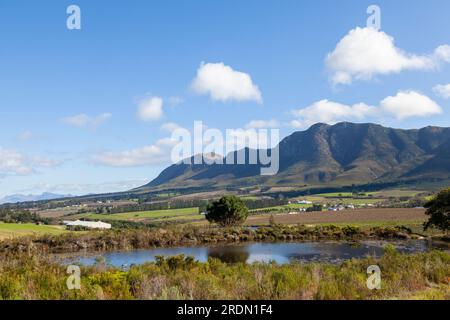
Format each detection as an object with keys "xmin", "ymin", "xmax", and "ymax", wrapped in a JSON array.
[
  {"xmin": 69, "ymin": 207, "xmax": 200, "ymax": 222},
  {"xmin": 371, "ymin": 189, "xmax": 426, "ymax": 197},
  {"xmin": 250, "ymin": 203, "xmax": 312, "ymax": 212},
  {"xmin": 315, "ymin": 192, "xmax": 356, "ymax": 197},
  {"xmin": 0, "ymin": 222, "xmax": 68, "ymax": 240}
]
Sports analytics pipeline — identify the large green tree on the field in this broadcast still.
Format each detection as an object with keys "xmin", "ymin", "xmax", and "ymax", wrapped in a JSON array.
[
  {"xmin": 424, "ymin": 188, "xmax": 450, "ymax": 232},
  {"xmin": 206, "ymin": 195, "xmax": 249, "ymax": 227}
]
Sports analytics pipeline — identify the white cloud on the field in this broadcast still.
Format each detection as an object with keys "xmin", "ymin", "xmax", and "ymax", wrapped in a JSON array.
[
  {"xmin": 168, "ymin": 96, "xmax": 184, "ymax": 107},
  {"xmin": 0, "ymin": 149, "xmax": 33, "ymax": 175},
  {"xmin": 160, "ymin": 122, "xmax": 184, "ymax": 133},
  {"xmin": 226, "ymin": 128, "xmax": 279, "ymax": 150},
  {"xmin": 95, "ymin": 121, "xmax": 190, "ymax": 167},
  {"xmin": 245, "ymin": 119, "xmax": 279, "ymax": 129},
  {"xmin": 17, "ymin": 131, "xmax": 34, "ymax": 141},
  {"xmin": 380, "ymin": 90, "xmax": 442, "ymax": 119},
  {"xmin": 92, "ymin": 137, "xmax": 179, "ymax": 167},
  {"xmin": 137, "ymin": 96, "xmax": 163, "ymax": 121},
  {"xmin": 290, "ymin": 91, "xmax": 441, "ymax": 128},
  {"xmin": 155, "ymin": 137, "xmax": 180, "ymax": 147},
  {"xmin": 326, "ymin": 27, "xmax": 450, "ymax": 85},
  {"xmin": 92, "ymin": 145, "xmax": 169, "ymax": 167},
  {"xmin": 435, "ymin": 45, "xmax": 450, "ymax": 62},
  {"xmin": 0, "ymin": 148, "xmax": 60, "ymax": 176},
  {"xmin": 18, "ymin": 179, "xmax": 149, "ymax": 196},
  {"xmin": 290, "ymin": 100, "xmax": 377, "ymax": 128},
  {"xmin": 61, "ymin": 113, "xmax": 112, "ymax": 128},
  {"xmin": 191, "ymin": 62, "xmax": 263, "ymax": 103},
  {"xmin": 433, "ymin": 84, "xmax": 450, "ymax": 99}
]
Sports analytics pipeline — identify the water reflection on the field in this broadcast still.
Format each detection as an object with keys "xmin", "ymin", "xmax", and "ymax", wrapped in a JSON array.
[
  {"xmin": 208, "ymin": 246, "xmax": 250, "ymax": 263},
  {"xmin": 62, "ymin": 239, "xmax": 448, "ymax": 268}
]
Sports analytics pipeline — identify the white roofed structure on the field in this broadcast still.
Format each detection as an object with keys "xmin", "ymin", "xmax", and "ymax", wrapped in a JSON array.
[{"xmin": 63, "ymin": 220, "xmax": 112, "ymax": 230}]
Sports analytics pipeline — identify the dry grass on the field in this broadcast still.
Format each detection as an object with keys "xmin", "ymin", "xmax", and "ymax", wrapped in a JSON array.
[{"xmin": 244, "ymin": 208, "xmax": 427, "ymax": 226}]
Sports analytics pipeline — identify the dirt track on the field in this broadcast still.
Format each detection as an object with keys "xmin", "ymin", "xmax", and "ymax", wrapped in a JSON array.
[{"xmin": 245, "ymin": 208, "xmax": 427, "ymax": 226}]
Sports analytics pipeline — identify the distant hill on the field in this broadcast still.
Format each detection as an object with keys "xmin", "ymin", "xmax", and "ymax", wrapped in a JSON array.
[
  {"xmin": 0, "ymin": 192, "xmax": 73, "ymax": 205},
  {"xmin": 141, "ymin": 122, "xmax": 450, "ymax": 190}
]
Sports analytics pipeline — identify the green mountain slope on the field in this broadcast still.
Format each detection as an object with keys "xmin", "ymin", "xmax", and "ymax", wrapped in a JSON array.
[{"xmin": 142, "ymin": 122, "xmax": 450, "ymax": 190}]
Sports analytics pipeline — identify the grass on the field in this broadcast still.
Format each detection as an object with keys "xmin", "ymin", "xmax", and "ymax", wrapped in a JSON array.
[
  {"xmin": 314, "ymin": 189, "xmax": 423, "ymax": 198},
  {"xmin": 69, "ymin": 207, "xmax": 199, "ymax": 222},
  {"xmin": 322, "ymin": 198, "xmax": 381, "ymax": 205},
  {"xmin": 371, "ymin": 189, "xmax": 426, "ymax": 197},
  {"xmin": 316, "ymin": 221, "xmax": 440, "ymax": 236},
  {"xmin": 396, "ymin": 285, "xmax": 450, "ymax": 300},
  {"xmin": 315, "ymin": 192, "xmax": 356, "ymax": 197},
  {"xmin": 153, "ymin": 214, "xmax": 205, "ymax": 222},
  {"xmin": 0, "ymin": 224, "xmax": 424, "ymax": 254},
  {"xmin": 0, "ymin": 249, "xmax": 448, "ymax": 300},
  {"xmin": 0, "ymin": 222, "xmax": 68, "ymax": 240},
  {"xmin": 241, "ymin": 208, "xmax": 428, "ymax": 228},
  {"xmin": 250, "ymin": 203, "xmax": 312, "ymax": 212}
]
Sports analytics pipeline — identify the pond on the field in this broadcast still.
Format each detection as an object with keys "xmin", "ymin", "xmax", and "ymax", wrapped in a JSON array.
[{"xmin": 62, "ymin": 239, "xmax": 449, "ymax": 267}]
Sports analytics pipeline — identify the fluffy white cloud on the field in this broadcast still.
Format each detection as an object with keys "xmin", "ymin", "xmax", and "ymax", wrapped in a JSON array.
[
  {"xmin": 155, "ymin": 138, "xmax": 179, "ymax": 147},
  {"xmin": 191, "ymin": 62, "xmax": 263, "ymax": 103},
  {"xmin": 137, "ymin": 97, "xmax": 163, "ymax": 121},
  {"xmin": 0, "ymin": 149, "xmax": 33, "ymax": 175},
  {"xmin": 326, "ymin": 27, "xmax": 450, "ymax": 85},
  {"xmin": 92, "ymin": 134, "xmax": 182, "ymax": 167},
  {"xmin": 226, "ymin": 128, "xmax": 279, "ymax": 150},
  {"xmin": 435, "ymin": 45, "xmax": 450, "ymax": 62},
  {"xmin": 290, "ymin": 100, "xmax": 377, "ymax": 128},
  {"xmin": 0, "ymin": 148, "xmax": 60, "ymax": 176},
  {"xmin": 380, "ymin": 91, "xmax": 442, "ymax": 119},
  {"xmin": 290, "ymin": 91, "xmax": 441, "ymax": 128},
  {"xmin": 61, "ymin": 113, "xmax": 112, "ymax": 128},
  {"xmin": 18, "ymin": 179, "xmax": 149, "ymax": 196},
  {"xmin": 433, "ymin": 84, "xmax": 450, "ymax": 99},
  {"xmin": 245, "ymin": 119, "xmax": 279, "ymax": 129},
  {"xmin": 160, "ymin": 122, "xmax": 184, "ymax": 133},
  {"xmin": 168, "ymin": 96, "xmax": 184, "ymax": 107},
  {"xmin": 92, "ymin": 145, "xmax": 169, "ymax": 167}
]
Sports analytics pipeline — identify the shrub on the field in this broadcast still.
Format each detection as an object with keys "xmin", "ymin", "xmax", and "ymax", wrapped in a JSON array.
[
  {"xmin": 424, "ymin": 188, "xmax": 450, "ymax": 232},
  {"xmin": 206, "ymin": 196, "xmax": 249, "ymax": 227}
]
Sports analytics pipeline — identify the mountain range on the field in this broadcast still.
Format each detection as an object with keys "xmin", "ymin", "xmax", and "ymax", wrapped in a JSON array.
[
  {"xmin": 0, "ymin": 192, "xmax": 73, "ymax": 205},
  {"xmin": 141, "ymin": 122, "xmax": 450, "ymax": 191}
]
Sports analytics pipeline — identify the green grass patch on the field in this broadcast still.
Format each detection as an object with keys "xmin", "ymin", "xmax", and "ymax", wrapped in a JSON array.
[
  {"xmin": 70, "ymin": 207, "xmax": 200, "ymax": 222},
  {"xmin": 0, "ymin": 222, "xmax": 67, "ymax": 239},
  {"xmin": 250, "ymin": 203, "xmax": 312, "ymax": 212}
]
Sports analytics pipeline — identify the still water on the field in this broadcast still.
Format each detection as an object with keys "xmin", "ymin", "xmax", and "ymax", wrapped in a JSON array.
[{"xmin": 63, "ymin": 240, "xmax": 448, "ymax": 267}]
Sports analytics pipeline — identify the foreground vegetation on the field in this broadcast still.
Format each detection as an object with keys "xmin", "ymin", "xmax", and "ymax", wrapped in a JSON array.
[
  {"xmin": 0, "ymin": 224, "xmax": 423, "ymax": 254},
  {"xmin": 0, "ymin": 249, "xmax": 448, "ymax": 300}
]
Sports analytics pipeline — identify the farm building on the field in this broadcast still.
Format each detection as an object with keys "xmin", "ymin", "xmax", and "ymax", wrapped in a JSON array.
[{"xmin": 63, "ymin": 220, "xmax": 112, "ymax": 230}]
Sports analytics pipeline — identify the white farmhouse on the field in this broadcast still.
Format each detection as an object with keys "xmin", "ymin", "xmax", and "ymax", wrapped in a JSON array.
[{"xmin": 63, "ymin": 220, "xmax": 112, "ymax": 230}]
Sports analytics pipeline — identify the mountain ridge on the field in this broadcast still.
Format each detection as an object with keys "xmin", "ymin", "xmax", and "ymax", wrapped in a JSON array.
[
  {"xmin": 141, "ymin": 122, "xmax": 450, "ymax": 190},
  {"xmin": 0, "ymin": 192, "xmax": 74, "ymax": 205}
]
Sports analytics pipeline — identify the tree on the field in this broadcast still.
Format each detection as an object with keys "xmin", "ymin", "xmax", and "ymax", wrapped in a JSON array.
[
  {"xmin": 423, "ymin": 188, "xmax": 450, "ymax": 232},
  {"xmin": 206, "ymin": 196, "xmax": 249, "ymax": 227},
  {"xmin": 306, "ymin": 204, "xmax": 323, "ymax": 212}
]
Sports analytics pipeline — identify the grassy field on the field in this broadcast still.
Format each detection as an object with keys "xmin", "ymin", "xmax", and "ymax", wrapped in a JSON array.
[
  {"xmin": 250, "ymin": 203, "xmax": 312, "ymax": 212},
  {"xmin": 371, "ymin": 189, "xmax": 426, "ymax": 197},
  {"xmin": 187, "ymin": 208, "xmax": 432, "ymax": 233},
  {"xmin": 0, "ymin": 222, "xmax": 68, "ymax": 240},
  {"xmin": 245, "ymin": 208, "xmax": 427, "ymax": 226},
  {"xmin": 68, "ymin": 207, "xmax": 200, "ymax": 222},
  {"xmin": 0, "ymin": 250, "xmax": 448, "ymax": 300}
]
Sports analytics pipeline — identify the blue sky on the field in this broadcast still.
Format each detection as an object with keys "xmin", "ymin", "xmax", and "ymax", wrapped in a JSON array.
[{"xmin": 0, "ymin": 0, "xmax": 449, "ymax": 197}]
